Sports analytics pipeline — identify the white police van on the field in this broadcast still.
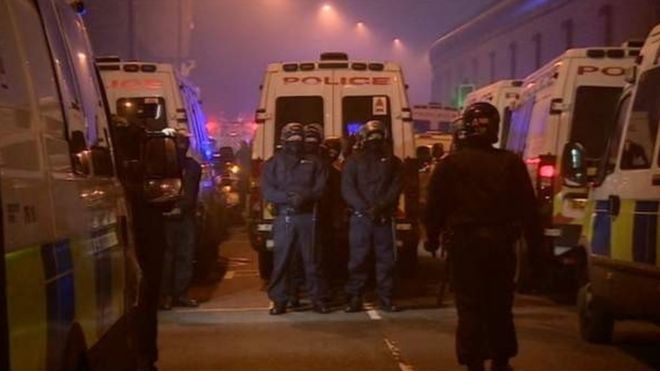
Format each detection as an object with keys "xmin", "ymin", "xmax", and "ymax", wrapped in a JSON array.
[
  {"xmin": 506, "ymin": 45, "xmax": 641, "ymax": 293},
  {"xmin": 465, "ymin": 79, "xmax": 523, "ymax": 148},
  {"xmin": 251, "ymin": 52, "xmax": 419, "ymax": 278},
  {"xmin": 0, "ymin": 1, "xmax": 180, "ymax": 369},
  {"xmin": 563, "ymin": 24, "xmax": 660, "ymax": 343}
]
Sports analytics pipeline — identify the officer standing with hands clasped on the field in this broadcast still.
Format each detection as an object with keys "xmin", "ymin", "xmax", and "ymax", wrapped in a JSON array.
[
  {"xmin": 342, "ymin": 120, "xmax": 403, "ymax": 313},
  {"xmin": 261, "ymin": 122, "xmax": 330, "ymax": 315},
  {"xmin": 424, "ymin": 102, "xmax": 542, "ymax": 371}
]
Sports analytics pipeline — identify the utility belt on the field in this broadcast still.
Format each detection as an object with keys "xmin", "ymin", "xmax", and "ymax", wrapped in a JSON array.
[
  {"xmin": 446, "ymin": 222, "xmax": 521, "ymax": 244},
  {"xmin": 277, "ymin": 205, "xmax": 315, "ymax": 216},
  {"xmin": 352, "ymin": 210, "xmax": 393, "ymax": 225}
]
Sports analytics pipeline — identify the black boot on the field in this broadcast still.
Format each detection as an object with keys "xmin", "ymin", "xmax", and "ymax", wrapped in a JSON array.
[
  {"xmin": 344, "ymin": 296, "xmax": 363, "ymax": 312},
  {"xmin": 269, "ymin": 302, "xmax": 287, "ymax": 315},
  {"xmin": 491, "ymin": 358, "xmax": 513, "ymax": 371},
  {"xmin": 313, "ymin": 301, "xmax": 332, "ymax": 314},
  {"xmin": 379, "ymin": 299, "xmax": 400, "ymax": 313}
]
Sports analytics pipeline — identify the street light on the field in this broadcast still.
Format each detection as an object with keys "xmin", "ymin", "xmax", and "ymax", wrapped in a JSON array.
[{"xmin": 322, "ymin": 3, "xmax": 332, "ymax": 12}]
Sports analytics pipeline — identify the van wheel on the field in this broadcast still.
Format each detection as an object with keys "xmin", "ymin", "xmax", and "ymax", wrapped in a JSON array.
[
  {"xmin": 258, "ymin": 250, "xmax": 273, "ymax": 280},
  {"xmin": 578, "ymin": 284, "xmax": 614, "ymax": 344}
]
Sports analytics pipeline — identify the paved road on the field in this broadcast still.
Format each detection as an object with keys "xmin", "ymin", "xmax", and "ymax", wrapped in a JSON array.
[{"xmin": 158, "ymin": 228, "xmax": 660, "ymax": 371}]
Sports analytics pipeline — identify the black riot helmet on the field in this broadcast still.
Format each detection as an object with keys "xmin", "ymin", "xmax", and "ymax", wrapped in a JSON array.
[
  {"xmin": 280, "ymin": 122, "xmax": 305, "ymax": 143},
  {"xmin": 454, "ymin": 102, "xmax": 500, "ymax": 144},
  {"xmin": 358, "ymin": 120, "xmax": 388, "ymax": 153},
  {"xmin": 304, "ymin": 123, "xmax": 324, "ymax": 154}
]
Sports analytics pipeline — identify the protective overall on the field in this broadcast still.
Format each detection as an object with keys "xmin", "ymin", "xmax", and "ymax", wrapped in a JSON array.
[
  {"xmin": 288, "ymin": 123, "xmax": 326, "ymax": 305},
  {"xmin": 425, "ymin": 102, "xmax": 542, "ymax": 371},
  {"xmin": 342, "ymin": 121, "xmax": 403, "ymax": 310},
  {"xmin": 262, "ymin": 123, "xmax": 329, "ymax": 313}
]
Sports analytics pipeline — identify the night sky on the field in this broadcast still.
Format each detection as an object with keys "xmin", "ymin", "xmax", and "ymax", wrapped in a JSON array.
[{"xmin": 187, "ymin": 0, "xmax": 494, "ymax": 122}]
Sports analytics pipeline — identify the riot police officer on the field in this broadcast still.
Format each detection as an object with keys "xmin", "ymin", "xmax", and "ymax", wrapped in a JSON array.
[
  {"xmin": 287, "ymin": 122, "xmax": 326, "ymax": 307},
  {"xmin": 424, "ymin": 102, "xmax": 542, "ymax": 371},
  {"xmin": 262, "ymin": 122, "xmax": 330, "ymax": 314},
  {"xmin": 342, "ymin": 120, "xmax": 403, "ymax": 313}
]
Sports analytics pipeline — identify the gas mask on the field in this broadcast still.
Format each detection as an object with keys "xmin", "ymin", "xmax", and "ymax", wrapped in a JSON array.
[
  {"xmin": 284, "ymin": 141, "xmax": 304, "ymax": 155},
  {"xmin": 363, "ymin": 139, "xmax": 384, "ymax": 154}
]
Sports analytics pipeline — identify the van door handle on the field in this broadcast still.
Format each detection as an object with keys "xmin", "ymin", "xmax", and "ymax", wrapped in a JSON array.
[
  {"xmin": 608, "ymin": 195, "xmax": 620, "ymax": 217},
  {"xmin": 653, "ymin": 174, "xmax": 660, "ymax": 186}
]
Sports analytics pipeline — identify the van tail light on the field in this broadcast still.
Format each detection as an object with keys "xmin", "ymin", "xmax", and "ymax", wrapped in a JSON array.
[
  {"xmin": 539, "ymin": 164, "xmax": 556, "ymax": 179},
  {"xmin": 535, "ymin": 155, "xmax": 556, "ymax": 225}
]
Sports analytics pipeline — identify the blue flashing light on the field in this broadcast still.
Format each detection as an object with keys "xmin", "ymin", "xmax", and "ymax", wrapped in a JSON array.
[{"xmin": 346, "ymin": 122, "xmax": 363, "ymax": 136}]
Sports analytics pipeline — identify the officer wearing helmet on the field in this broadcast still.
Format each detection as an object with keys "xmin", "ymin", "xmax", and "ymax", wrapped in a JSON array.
[
  {"xmin": 342, "ymin": 120, "xmax": 403, "ymax": 313},
  {"xmin": 261, "ymin": 122, "xmax": 330, "ymax": 314},
  {"xmin": 424, "ymin": 102, "xmax": 542, "ymax": 371},
  {"xmin": 286, "ymin": 122, "xmax": 326, "ymax": 307}
]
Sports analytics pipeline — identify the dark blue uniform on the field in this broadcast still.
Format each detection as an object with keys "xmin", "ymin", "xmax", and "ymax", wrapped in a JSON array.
[
  {"xmin": 425, "ymin": 144, "xmax": 541, "ymax": 368},
  {"xmin": 342, "ymin": 150, "xmax": 403, "ymax": 303},
  {"xmin": 262, "ymin": 150, "xmax": 328, "ymax": 305}
]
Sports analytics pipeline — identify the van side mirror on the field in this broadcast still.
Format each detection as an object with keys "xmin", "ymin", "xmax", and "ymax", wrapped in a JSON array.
[
  {"xmin": 141, "ymin": 133, "xmax": 182, "ymax": 204},
  {"xmin": 562, "ymin": 142, "xmax": 588, "ymax": 187},
  {"xmin": 70, "ymin": 130, "xmax": 90, "ymax": 175}
]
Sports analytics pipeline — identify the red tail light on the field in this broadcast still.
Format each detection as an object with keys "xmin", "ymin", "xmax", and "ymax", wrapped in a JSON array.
[{"xmin": 539, "ymin": 164, "xmax": 556, "ymax": 178}]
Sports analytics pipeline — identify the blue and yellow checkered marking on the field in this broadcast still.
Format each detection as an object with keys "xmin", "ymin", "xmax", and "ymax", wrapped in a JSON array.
[{"xmin": 590, "ymin": 199, "xmax": 659, "ymax": 267}]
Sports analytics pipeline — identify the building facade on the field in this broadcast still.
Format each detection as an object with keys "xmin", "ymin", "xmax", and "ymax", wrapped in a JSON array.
[
  {"xmin": 83, "ymin": 0, "xmax": 195, "ymax": 73},
  {"xmin": 429, "ymin": 0, "xmax": 660, "ymax": 106}
]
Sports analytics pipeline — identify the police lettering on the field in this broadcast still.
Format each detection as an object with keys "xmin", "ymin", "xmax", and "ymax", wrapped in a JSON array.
[
  {"xmin": 107, "ymin": 79, "xmax": 164, "ymax": 90},
  {"xmin": 283, "ymin": 76, "xmax": 391, "ymax": 85},
  {"xmin": 577, "ymin": 65, "xmax": 626, "ymax": 76}
]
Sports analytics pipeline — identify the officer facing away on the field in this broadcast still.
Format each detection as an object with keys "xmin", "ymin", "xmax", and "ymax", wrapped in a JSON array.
[
  {"xmin": 261, "ymin": 122, "xmax": 330, "ymax": 314},
  {"xmin": 424, "ymin": 102, "xmax": 542, "ymax": 371},
  {"xmin": 342, "ymin": 120, "xmax": 403, "ymax": 313}
]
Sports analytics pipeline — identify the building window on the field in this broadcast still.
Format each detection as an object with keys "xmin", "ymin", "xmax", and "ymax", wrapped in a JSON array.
[
  {"xmin": 598, "ymin": 4, "xmax": 613, "ymax": 46},
  {"xmin": 489, "ymin": 51, "xmax": 496, "ymax": 82},
  {"xmin": 532, "ymin": 33, "xmax": 542, "ymax": 69},
  {"xmin": 561, "ymin": 19, "xmax": 574, "ymax": 50},
  {"xmin": 509, "ymin": 42, "xmax": 518, "ymax": 78}
]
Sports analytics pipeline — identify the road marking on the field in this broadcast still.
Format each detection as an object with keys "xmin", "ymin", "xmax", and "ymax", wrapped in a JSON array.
[
  {"xmin": 366, "ymin": 309, "xmax": 382, "ymax": 320},
  {"xmin": 225, "ymin": 271, "xmax": 235, "ymax": 280},
  {"xmin": 384, "ymin": 337, "xmax": 415, "ymax": 371}
]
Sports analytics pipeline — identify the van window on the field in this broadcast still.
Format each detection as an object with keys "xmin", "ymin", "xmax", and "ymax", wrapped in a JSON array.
[
  {"xmin": 607, "ymin": 93, "xmax": 631, "ymax": 172},
  {"xmin": 620, "ymin": 68, "xmax": 660, "ymax": 170},
  {"xmin": 570, "ymin": 86, "xmax": 622, "ymax": 160},
  {"xmin": 116, "ymin": 97, "xmax": 168, "ymax": 131},
  {"xmin": 274, "ymin": 96, "xmax": 324, "ymax": 145},
  {"xmin": 506, "ymin": 98, "xmax": 534, "ymax": 155},
  {"xmin": 342, "ymin": 95, "xmax": 392, "ymax": 147}
]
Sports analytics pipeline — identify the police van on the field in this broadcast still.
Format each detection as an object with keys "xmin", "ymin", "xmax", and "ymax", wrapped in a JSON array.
[
  {"xmin": 0, "ymin": 0, "xmax": 180, "ymax": 369},
  {"xmin": 96, "ymin": 58, "xmax": 222, "ymax": 258},
  {"xmin": 465, "ymin": 79, "xmax": 523, "ymax": 148},
  {"xmin": 506, "ymin": 45, "xmax": 640, "ymax": 293},
  {"xmin": 411, "ymin": 103, "xmax": 458, "ymax": 134},
  {"xmin": 563, "ymin": 24, "xmax": 660, "ymax": 343},
  {"xmin": 250, "ymin": 52, "xmax": 419, "ymax": 278}
]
